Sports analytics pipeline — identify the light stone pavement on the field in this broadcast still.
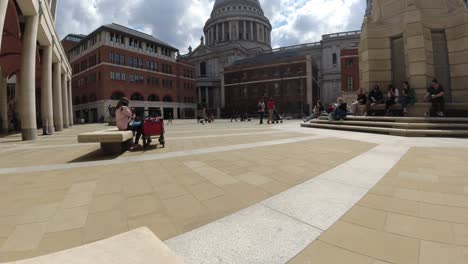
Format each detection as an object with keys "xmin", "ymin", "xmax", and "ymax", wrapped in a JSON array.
[{"xmin": 0, "ymin": 120, "xmax": 467, "ymax": 263}]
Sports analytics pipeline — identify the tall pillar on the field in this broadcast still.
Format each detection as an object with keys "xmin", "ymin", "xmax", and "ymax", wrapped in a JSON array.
[
  {"xmin": 220, "ymin": 68, "xmax": 225, "ymax": 108},
  {"xmin": 306, "ymin": 55, "xmax": 313, "ymax": 114},
  {"xmin": 68, "ymin": 77, "xmax": 73, "ymax": 126},
  {"xmin": 0, "ymin": 0, "xmax": 8, "ymax": 51},
  {"xmin": 0, "ymin": 71, "xmax": 7, "ymax": 134},
  {"xmin": 173, "ymin": 107, "xmax": 178, "ymax": 119},
  {"xmin": 222, "ymin": 22, "xmax": 225, "ymax": 41},
  {"xmin": 41, "ymin": 45, "xmax": 54, "ymax": 135},
  {"xmin": 228, "ymin": 21, "xmax": 232, "ymax": 41},
  {"xmin": 62, "ymin": 72, "xmax": 69, "ymax": 128},
  {"xmin": 198, "ymin": 87, "xmax": 202, "ymax": 104},
  {"xmin": 243, "ymin": 21, "xmax": 247, "ymax": 40},
  {"xmin": 215, "ymin": 24, "xmax": 219, "ymax": 43},
  {"xmin": 250, "ymin": 22, "xmax": 254, "ymax": 41},
  {"xmin": 19, "ymin": 15, "xmax": 39, "ymax": 141},
  {"xmin": 53, "ymin": 63, "xmax": 63, "ymax": 131},
  {"xmin": 205, "ymin": 87, "xmax": 209, "ymax": 108}
]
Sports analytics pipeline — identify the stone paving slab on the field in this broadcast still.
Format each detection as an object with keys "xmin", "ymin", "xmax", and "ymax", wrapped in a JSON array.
[
  {"xmin": 290, "ymin": 146, "xmax": 468, "ymax": 264},
  {"xmin": 0, "ymin": 123, "xmax": 374, "ymax": 262}
]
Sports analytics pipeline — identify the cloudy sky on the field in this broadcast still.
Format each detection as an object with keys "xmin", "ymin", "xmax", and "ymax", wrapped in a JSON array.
[{"xmin": 56, "ymin": 0, "xmax": 366, "ymax": 53}]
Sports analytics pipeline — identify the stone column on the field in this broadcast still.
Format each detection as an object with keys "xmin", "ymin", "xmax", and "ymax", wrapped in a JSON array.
[
  {"xmin": 205, "ymin": 87, "xmax": 210, "ymax": 108},
  {"xmin": 216, "ymin": 24, "xmax": 219, "ymax": 43},
  {"xmin": 229, "ymin": 21, "xmax": 232, "ymax": 41},
  {"xmin": 173, "ymin": 107, "xmax": 178, "ymax": 119},
  {"xmin": 220, "ymin": 68, "xmax": 225, "ymax": 108},
  {"xmin": 0, "ymin": 71, "xmax": 7, "ymax": 134},
  {"xmin": 243, "ymin": 21, "xmax": 247, "ymax": 40},
  {"xmin": 41, "ymin": 45, "xmax": 54, "ymax": 135},
  {"xmin": 198, "ymin": 87, "xmax": 202, "ymax": 103},
  {"xmin": 250, "ymin": 22, "xmax": 254, "ymax": 41},
  {"xmin": 19, "ymin": 14, "xmax": 39, "ymax": 141},
  {"xmin": 222, "ymin": 22, "xmax": 225, "ymax": 41},
  {"xmin": 62, "ymin": 72, "xmax": 69, "ymax": 128},
  {"xmin": 306, "ymin": 55, "xmax": 313, "ymax": 114},
  {"xmin": 53, "ymin": 63, "xmax": 63, "ymax": 131},
  {"xmin": 0, "ymin": 0, "xmax": 8, "ymax": 51},
  {"xmin": 68, "ymin": 77, "xmax": 73, "ymax": 126}
]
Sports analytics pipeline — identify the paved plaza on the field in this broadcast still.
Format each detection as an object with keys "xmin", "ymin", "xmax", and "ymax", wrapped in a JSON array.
[{"xmin": 0, "ymin": 120, "xmax": 467, "ymax": 263}]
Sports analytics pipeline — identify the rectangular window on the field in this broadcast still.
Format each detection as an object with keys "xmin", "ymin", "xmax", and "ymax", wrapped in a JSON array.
[
  {"xmin": 139, "ymin": 59, "xmax": 143, "ymax": 68},
  {"xmin": 110, "ymin": 71, "xmax": 115, "ymax": 80},
  {"xmin": 347, "ymin": 76, "xmax": 353, "ymax": 91},
  {"xmin": 134, "ymin": 57, "xmax": 138, "ymax": 68},
  {"xmin": 116, "ymin": 72, "xmax": 121, "ymax": 80},
  {"xmin": 122, "ymin": 73, "xmax": 126, "ymax": 81},
  {"xmin": 332, "ymin": 53, "xmax": 337, "ymax": 65},
  {"xmin": 115, "ymin": 54, "xmax": 120, "ymax": 65},
  {"xmin": 128, "ymin": 57, "xmax": 132, "ymax": 66},
  {"xmin": 110, "ymin": 52, "xmax": 114, "ymax": 64},
  {"xmin": 121, "ymin": 55, "xmax": 125, "ymax": 65}
]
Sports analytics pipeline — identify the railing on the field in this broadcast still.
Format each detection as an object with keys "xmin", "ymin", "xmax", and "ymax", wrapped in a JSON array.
[
  {"xmin": 322, "ymin": 30, "xmax": 361, "ymax": 40},
  {"xmin": 270, "ymin": 42, "xmax": 321, "ymax": 53}
]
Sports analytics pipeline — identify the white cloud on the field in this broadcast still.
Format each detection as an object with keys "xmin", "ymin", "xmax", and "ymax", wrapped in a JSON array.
[{"xmin": 56, "ymin": 0, "xmax": 365, "ymax": 53}]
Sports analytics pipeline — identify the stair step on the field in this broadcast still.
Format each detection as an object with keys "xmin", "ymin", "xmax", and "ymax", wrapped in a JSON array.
[
  {"xmin": 301, "ymin": 123, "xmax": 468, "ymax": 137},
  {"xmin": 318, "ymin": 116, "xmax": 468, "ymax": 123},
  {"xmin": 309, "ymin": 120, "xmax": 468, "ymax": 129}
]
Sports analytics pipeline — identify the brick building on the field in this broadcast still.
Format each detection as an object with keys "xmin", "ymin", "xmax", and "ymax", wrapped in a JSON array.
[
  {"xmin": 340, "ymin": 48, "xmax": 359, "ymax": 103},
  {"xmin": 67, "ymin": 23, "xmax": 197, "ymax": 122},
  {"xmin": 224, "ymin": 51, "xmax": 319, "ymax": 116}
]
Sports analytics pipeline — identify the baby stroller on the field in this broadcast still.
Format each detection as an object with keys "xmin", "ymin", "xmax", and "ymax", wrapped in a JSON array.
[
  {"xmin": 142, "ymin": 117, "xmax": 165, "ymax": 149},
  {"xmin": 272, "ymin": 110, "xmax": 283, "ymax": 124}
]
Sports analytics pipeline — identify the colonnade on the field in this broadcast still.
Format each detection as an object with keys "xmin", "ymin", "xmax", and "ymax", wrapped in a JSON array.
[
  {"xmin": 205, "ymin": 20, "xmax": 271, "ymax": 46},
  {"xmin": 0, "ymin": 0, "xmax": 73, "ymax": 140}
]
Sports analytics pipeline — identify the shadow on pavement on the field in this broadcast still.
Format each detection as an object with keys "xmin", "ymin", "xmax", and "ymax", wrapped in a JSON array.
[{"xmin": 69, "ymin": 149, "xmax": 123, "ymax": 163}]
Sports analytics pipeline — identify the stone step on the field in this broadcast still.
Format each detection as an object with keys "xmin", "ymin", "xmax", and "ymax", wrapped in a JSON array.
[
  {"xmin": 301, "ymin": 123, "xmax": 468, "ymax": 137},
  {"xmin": 309, "ymin": 120, "xmax": 468, "ymax": 129},
  {"xmin": 318, "ymin": 115, "xmax": 468, "ymax": 123}
]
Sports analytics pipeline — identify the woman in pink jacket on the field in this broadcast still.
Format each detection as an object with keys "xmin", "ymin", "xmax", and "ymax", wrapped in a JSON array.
[{"xmin": 115, "ymin": 97, "xmax": 143, "ymax": 149}]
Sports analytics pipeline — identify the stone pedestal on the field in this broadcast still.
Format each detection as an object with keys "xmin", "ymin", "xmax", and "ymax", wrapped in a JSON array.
[{"xmin": 360, "ymin": 0, "xmax": 468, "ymax": 105}]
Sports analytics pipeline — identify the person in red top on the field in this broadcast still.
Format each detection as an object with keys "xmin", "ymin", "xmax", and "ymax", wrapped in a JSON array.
[{"xmin": 267, "ymin": 97, "xmax": 276, "ymax": 124}]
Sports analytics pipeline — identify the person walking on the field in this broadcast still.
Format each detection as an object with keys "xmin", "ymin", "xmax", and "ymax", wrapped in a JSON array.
[
  {"xmin": 167, "ymin": 112, "xmax": 173, "ymax": 125},
  {"xmin": 258, "ymin": 98, "xmax": 266, "ymax": 124},
  {"xmin": 267, "ymin": 97, "xmax": 276, "ymax": 124}
]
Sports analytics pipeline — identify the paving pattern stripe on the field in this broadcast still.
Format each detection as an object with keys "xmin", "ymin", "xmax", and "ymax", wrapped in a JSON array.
[
  {"xmin": 0, "ymin": 135, "xmax": 325, "ymax": 175},
  {"xmin": 165, "ymin": 145, "xmax": 409, "ymax": 264},
  {"xmin": 0, "ymin": 131, "xmax": 285, "ymax": 153}
]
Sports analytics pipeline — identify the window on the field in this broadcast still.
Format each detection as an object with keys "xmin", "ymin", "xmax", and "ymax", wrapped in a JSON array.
[
  {"xmin": 347, "ymin": 59, "xmax": 353, "ymax": 68},
  {"xmin": 347, "ymin": 76, "xmax": 353, "ymax": 91},
  {"xmin": 200, "ymin": 62, "xmax": 207, "ymax": 76},
  {"xmin": 115, "ymin": 54, "xmax": 120, "ymax": 65},
  {"xmin": 131, "ymin": 93, "xmax": 144, "ymax": 101},
  {"xmin": 128, "ymin": 57, "xmax": 132, "ymax": 66},
  {"xmin": 110, "ymin": 52, "xmax": 114, "ymax": 64},
  {"xmin": 133, "ymin": 57, "xmax": 138, "ymax": 68},
  {"xmin": 116, "ymin": 72, "xmax": 121, "ymax": 80},
  {"xmin": 139, "ymin": 59, "xmax": 143, "ymax": 68},
  {"xmin": 121, "ymin": 55, "xmax": 125, "ymax": 65},
  {"xmin": 110, "ymin": 71, "xmax": 115, "ymax": 80},
  {"xmin": 148, "ymin": 94, "xmax": 159, "ymax": 102},
  {"xmin": 163, "ymin": 95, "xmax": 173, "ymax": 102},
  {"xmin": 332, "ymin": 53, "xmax": 337, "ymax": 65},
  {"xmin": 122, "ymin": 73, "xmax": 126, "ymax": 81}
]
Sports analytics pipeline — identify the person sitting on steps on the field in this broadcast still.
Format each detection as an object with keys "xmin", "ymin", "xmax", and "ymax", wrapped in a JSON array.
[
  {"xmin": 329, "ymin": 97, "xmax": 348, "ymax": 121},
  {"xmin": 424, "ymin": 78, "xmax": 445, "ymax": 117},
  {"xmin": 350, "ymin": 89, "xmax": 368, "ymax": 116},
  {"xmin": 304, "ymin": 100, "xmax": 325, "ymax": 123},
  {"xmin": 385, "ymin": 84, "xmax": 399, "ymax": 115}
]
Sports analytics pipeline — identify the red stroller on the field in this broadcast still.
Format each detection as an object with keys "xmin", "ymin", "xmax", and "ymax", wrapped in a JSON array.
[{"xmin": 142, "ymin": 117, "xmax": 165, "ymax": 149}]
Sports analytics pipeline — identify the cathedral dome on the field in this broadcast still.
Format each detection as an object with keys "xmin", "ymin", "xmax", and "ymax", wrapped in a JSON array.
[{"xmin": 204, "ymin": 0, "xmax": 271, "ymax": 50}]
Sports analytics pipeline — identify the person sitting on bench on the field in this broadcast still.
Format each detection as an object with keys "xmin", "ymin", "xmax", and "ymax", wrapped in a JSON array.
[
  {"xmin": 368, "ymin": 85, "xmax": 384, "ymax": 106},
  {"xmin": 424, "ymin": 79, "xmax": 445, "ymax": 117},
  {"xmin": 350, "ymin": 89, "xmax": 368, "ymax": 116},
  {"xmin": 385, "ymin": 84, "xmax": 399, "ymax": 114},
  {"xmin": 329, "ymin": 97, "xmax": 348, "ymax": 121},
  {"xmin": 115, "ymin": 97, "xmax": 143, "ymax": 149}
]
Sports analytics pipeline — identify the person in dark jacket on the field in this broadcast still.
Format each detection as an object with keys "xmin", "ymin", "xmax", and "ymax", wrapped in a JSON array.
[
  {"xmin": 329, "ymin": 97, "xmax": 348, "ymax": 121},
  {"xmin": 368, "ymin": 85, "xmax": 384, "ymax": 106}
]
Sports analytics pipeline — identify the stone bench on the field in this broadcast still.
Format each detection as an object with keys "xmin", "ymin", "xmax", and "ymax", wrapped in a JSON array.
[
  {"xmin": 78, "ymin": 128, "xmax": 134, "ymax": 154},
  {"xmin": 367, "ymin": 103, "xmax": 403, "ymax": 116},
  {"xmin": 5, "ymin": 228, "xmax": 184, "ymax": 264}
]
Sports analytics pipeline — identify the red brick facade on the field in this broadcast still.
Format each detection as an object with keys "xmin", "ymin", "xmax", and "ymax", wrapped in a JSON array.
[
  {"xmin": 341, "ymin": 48, "xmax": 360, "ymax": 92},
  {"xmin": 71, "ymin": 46, "xmax": 196, "ymax": 106},
  {"xmin": 224, "ymin": 55, "xmax": 319, "ymax": 116}
]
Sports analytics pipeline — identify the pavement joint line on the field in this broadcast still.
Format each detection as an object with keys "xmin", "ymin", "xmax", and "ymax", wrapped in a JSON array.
[
  {"xmin": 0, "ymin": 135, "xmax": 326, "ymax": 175},
  {"xmin": 163, "ymin": 144, "xmax": 409, "ymax": 263},
  {"xmin": 0, "ymin": 131, "xmax": 285, "ymax": 152}
]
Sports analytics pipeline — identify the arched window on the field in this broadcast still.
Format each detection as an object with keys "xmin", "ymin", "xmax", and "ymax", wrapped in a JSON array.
[
  {"xmin": 89, "ymin": 93, "xmax": 97, "ymax": 102},
  {"xmin": 148, "ymin": 94, "xmax": 160, "ymax": 102},
  {"xmin": 131, "ymin": 93, "xmax": 144, "ymax": 101},
  {"xmin": 81, "ymin": 95, "xmax": 88, "ymax": 104},
  {"xmin": 200, "ymin": 62, "xmax": 207, "ymax": 77},
  {"xmin": 111, "ymin": 92, "xmax": 125, "ymax": 100},
  {"xmin": 163, "ymin": 95, "xmax": 173, "ymax": 102},
  {"xmin": 74, "ymin": 96, "xmax": 80, "ymax": 105}
]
